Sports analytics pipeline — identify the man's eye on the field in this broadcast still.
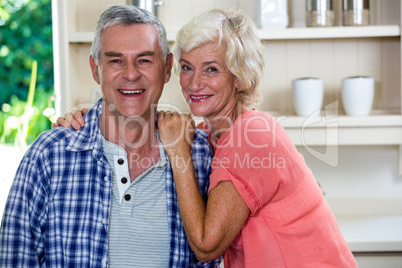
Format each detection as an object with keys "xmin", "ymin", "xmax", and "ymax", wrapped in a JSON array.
[
  {"xmin": 139, "ymin": 59, "xmax": 151, "ymax": 63},
  {"xmin": 110, "ymin": 59, "xmax": 121, "ymax": 63}
]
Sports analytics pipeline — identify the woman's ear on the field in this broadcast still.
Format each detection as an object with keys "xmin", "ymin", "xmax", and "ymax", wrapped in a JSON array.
[{"xmin": 235, "ymin": 76, "xmax": 240, "ymax": 90}]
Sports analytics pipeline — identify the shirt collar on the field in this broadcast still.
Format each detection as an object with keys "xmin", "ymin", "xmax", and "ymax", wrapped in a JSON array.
[
  {"xmin": 64, "ymin": 102, "xmax": 209, "ymax": 159},
  {"xmin": 66, "ymin": 99, "xmax": 103, "ymax": 153}
]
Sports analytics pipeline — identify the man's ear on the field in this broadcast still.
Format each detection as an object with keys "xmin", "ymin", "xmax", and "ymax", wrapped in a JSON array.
[
  {"xmin": 164, "ymin": 53, "xmax": 174, "ymax": 83},
  {"xmin": 89, "ymin": 55, "xmax": 101, "ymax": 85}
]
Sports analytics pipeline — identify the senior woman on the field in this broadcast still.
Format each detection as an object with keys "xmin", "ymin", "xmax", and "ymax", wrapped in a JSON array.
[
  {"xmin": 157, "ymin": 8, "xmax": 357, "ymax": 268},
  {"xmin": 55, "ymin": 8, "xmax": 357, "ymax": 267}
]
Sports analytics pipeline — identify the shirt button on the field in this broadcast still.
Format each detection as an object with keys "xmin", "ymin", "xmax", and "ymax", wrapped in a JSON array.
[
  {"xmin": 104, "ymin": 176, "xmax": 109, "ymax": 182},
  {"xmin": 117, "ymin": 158, "xmax": 124, "ymax": 165},
  {"xmin": 121, "ymin": 177, "xmax": 128, "ymax": 184},
  {"xmin": 124, "ymin": 194, "xmax": 131, "ymax": 201},
  {"xmin": 102, "ymin": 219, "xmax": 107, "ymax": 225},
  {"xmin": 102, "ymin": 258, "xmax": 107, "ymax": 266}
]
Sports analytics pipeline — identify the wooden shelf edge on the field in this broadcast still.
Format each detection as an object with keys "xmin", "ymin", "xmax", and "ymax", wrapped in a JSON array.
[
  {"xmin": 258, "ymin": 25, "xmax": 401, "ymax": 40},
  {"xmin": 336, "ymin": 214, "xmax": 402, "ymax": 252},
  {"xmin": 69, "ymin": 32, "xmax": 94, "ymax": 43},
  {"xmin": 327, "ymin": 199, "xmax": 402, "ymax": 252},
  {"xmin": 69, "ymin": 25, "xmax": 401, "ymax": 43},
  {"xmin": 267, "ymin": 110, "xmax": 402, "ymax": 128},
  {"xmin": 279, "ymin": 111, "xmax": 402, "ymax": 146}
]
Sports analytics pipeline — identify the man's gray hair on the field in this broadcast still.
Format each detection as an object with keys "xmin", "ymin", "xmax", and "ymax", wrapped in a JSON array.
[{"xmin": 91, "ymin": 5, "xmax": 170, "ymax": 64}]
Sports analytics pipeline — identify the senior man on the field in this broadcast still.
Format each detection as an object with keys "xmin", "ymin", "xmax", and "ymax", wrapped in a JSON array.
[{"xmin": 0, "ymin": 5, "xmax": 221, "ymax": 267}]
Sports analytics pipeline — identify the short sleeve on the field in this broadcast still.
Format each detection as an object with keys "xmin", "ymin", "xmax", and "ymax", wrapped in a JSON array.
[{"xmin": 208, "ymin": 111, "xmax": 303, "ymax": 215}]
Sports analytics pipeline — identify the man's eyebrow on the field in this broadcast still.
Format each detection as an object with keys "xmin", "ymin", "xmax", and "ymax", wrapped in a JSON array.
[
  {"xmin": 138, "ymin": 51, "xmax": 155, "ymax": 57},
  {"xmin": 104, "ymin": 51, "xmax": 123, "ymax": 57},
  {"xmin": 103, "ymin": 51, "xmax": 155, "ymax": 57}
]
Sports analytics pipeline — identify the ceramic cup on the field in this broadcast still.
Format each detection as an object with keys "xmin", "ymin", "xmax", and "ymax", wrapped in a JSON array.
[
  {"xmin": 342, "ymin": 76, "xmax": 374, "ymax": 116},
  {"xmin": 292, "ymin": 77, "xmax": 324, "ymax": 116}
]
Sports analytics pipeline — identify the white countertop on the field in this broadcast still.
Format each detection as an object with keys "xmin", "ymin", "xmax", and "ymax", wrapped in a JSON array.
[{"xmin": 337, "ymin": 214, "xmax": 402, "ymax": 252}]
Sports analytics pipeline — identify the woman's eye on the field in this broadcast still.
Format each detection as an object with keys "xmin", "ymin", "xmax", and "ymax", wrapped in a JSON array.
[
  {"xmin": 204, "ymin": 67, "xmax": 219, "ymax": 75},
  {"xmin": 181, "ymin": 65, "xmax": 192, "ymax": 71},
  {"xmin": 207, "ymin": 67, "xmax": 218, "ymax": 73}
]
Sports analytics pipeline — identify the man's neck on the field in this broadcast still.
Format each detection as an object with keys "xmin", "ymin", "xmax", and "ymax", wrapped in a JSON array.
[
  {"xmin": 99, "ymin": 112, "xmax": 158, "ymax": 154},
  {"xmin": 99, "ymin": 111, "xmax": 161, "ymax": 181}
]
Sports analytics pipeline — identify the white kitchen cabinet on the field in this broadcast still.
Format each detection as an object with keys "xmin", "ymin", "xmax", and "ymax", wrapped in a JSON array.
[{"xmin": 53, "ymin": 0, "xmax": 402, "ymax": 266}]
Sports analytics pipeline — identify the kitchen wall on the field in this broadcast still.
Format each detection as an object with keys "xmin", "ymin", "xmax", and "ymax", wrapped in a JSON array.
[
  {"xmin": 58, "ymin": 0, "xmax": 402, "ymax": 264},
  {"xmin": 62, "ymin": 0, "xmax": 402, "ymax": 211},
  {"xmin": 64, "ymin": 0, "xmax": 401, "ymax": 112}
]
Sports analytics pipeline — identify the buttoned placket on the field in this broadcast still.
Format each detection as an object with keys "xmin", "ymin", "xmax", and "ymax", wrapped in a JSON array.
[{"xmin": 114, "ymin": 155, "xmax": 132, "ymax": 204}]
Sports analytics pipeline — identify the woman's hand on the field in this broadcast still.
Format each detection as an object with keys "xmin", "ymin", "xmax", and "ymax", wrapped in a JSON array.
[
  {"xmin": 51, "ymin": 108, "xmax": 88, "ymax": 130},
  {"xmin": 157, "ymin": 111, "xmax": 195, "ymax": 156}
]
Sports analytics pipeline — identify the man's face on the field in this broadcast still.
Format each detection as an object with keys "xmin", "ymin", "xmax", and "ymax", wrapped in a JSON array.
[{"xmin": 90, "ymin": 23, "xmax": 172, "ymax": 120}]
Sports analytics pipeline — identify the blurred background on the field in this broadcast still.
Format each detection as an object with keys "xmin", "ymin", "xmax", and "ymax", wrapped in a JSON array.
[{"xmin": 0, "ymin": 0, "xmax": 54, "ymax": 219}]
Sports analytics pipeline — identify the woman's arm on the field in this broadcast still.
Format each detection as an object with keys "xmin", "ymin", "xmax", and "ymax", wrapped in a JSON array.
[{"xmin": 157, "ymin": 111, "xmax": 250, "ymax": 262}]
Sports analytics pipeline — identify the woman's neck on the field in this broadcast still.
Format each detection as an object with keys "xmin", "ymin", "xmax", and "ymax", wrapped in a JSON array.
[{"xmin": 204, "ymin": 103, "xmax": 252, "ymax": 141}]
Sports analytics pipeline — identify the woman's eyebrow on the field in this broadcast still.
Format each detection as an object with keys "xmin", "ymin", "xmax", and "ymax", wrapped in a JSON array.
[{"xmin": 179, "ymin": 59, "xmax": 220, "ymax": 66}]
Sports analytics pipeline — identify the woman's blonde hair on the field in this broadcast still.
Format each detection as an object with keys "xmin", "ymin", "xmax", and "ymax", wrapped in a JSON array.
[{"xmin": 172, "ymin": 8, "xmax": 265, "ymax": 106}]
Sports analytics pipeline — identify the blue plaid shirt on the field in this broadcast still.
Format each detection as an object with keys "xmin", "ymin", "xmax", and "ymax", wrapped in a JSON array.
[{"xmin": 0, "ymin": 100, "xmax": 222, "ymax": 268}]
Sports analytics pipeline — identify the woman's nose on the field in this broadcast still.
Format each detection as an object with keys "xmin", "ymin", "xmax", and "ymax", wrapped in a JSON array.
[{"xmin": 189, "ymin": 70, "xmax": 205, "ymax": 91}]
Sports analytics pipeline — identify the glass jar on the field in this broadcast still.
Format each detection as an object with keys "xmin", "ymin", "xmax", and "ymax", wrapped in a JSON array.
[
  {"xmin": 306, "ymin": 0, "xmax": 334, "ymax": 27},
  {"xmin": 343, "ymin": 0, "xmax": 370, "ymax": 26}
]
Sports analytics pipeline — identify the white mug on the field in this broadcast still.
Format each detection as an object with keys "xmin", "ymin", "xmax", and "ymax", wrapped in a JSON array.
[
  {"xmin": 342, "ymin": 76, "xmax": 374, "ymax": 116},
  {"xmin": 258, "ymin": 0, "xmax": 288, "ymax": 29},
  {"xmin": 292, "ymin": 77, "xmax": 324, "ymax": 116}
]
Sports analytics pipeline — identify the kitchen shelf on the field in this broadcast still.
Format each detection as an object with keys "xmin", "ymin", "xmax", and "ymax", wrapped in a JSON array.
[
  {"xmin": 328, "ymin": 198, "xmax": 402, "ymax": 252},
  {"xmin": 338, "ymin": 214, "xmax": 402, "ymax": 252},
  {"xmin": 69, "ymin": 32, "xmax": 94, "ymax": 43},
  {"xmin": 268, "ymin": 110, "xmax": 402, "ymax": 146},
  {"xmin": 273, "ymin": 110, "xmax": 402, "ymax": 128},
  {"xmin": 273, "ymin": 110, "xmax": 402, "ymax": 175},
  {"xmin": 257, "ymin": 25, "xmax": 400, "ymax": 40},
  {"xmin": 68, "ymin": 25, "xmax": 401, "ymax": 43}
]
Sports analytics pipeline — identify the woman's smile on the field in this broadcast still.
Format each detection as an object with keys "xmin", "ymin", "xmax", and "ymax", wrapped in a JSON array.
[
  {"xmin": 189, "ymin": 94, "xmax": 213, "ymax": 102},
  {"xmin": 179, "ymin": 40, "xmax": 238, "ymax": 119}
]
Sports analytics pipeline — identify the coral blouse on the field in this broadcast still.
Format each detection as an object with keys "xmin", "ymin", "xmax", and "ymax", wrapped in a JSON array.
[{"xmin": 199, "ymin": 110, "xmax": 357, "ymax": 268}]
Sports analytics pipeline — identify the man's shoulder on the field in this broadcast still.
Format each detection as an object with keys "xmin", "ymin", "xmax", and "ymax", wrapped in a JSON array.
[
  {"xmin": 189, "ymin": 128, "xmax": 213, "ymax": 178},
  {"xmin": 24, "ymin": 127, "xmax": 76, "ymax": 159},
  {"xmin": 26, "ymin": 102, "xmax": 101, "ymax": 159},
  {"xmin": 191, "ymin": 128, "xmax": 212, "ymax": 155}
]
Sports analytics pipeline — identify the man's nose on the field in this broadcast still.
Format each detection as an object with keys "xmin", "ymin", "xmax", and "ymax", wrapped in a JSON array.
[{"xmin": 122, "ymin": 63, "xmax": 141, "ymax": 81}]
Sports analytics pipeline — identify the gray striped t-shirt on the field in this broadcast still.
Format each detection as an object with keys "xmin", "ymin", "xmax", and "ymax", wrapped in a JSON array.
[{"xmin": 101, "ymin": 135, "xmax": 170, "ymax": 267}]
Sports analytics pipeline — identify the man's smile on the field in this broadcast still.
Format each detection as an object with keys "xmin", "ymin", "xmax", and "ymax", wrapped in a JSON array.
[{"xmin": 118, "ymin": 89, "xmax": 145, "ymax": 95}]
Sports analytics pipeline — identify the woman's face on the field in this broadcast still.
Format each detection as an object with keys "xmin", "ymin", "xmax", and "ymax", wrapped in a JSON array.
[{"xmin": 179, "ymin": 40, "xmax": 239, "ymax": 120}]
